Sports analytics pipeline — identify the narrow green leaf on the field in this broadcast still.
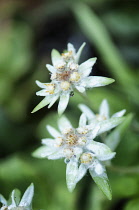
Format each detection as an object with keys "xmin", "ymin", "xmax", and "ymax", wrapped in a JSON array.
[
  {"xmin": 124, "ymin": 198, "xmax": 139, "ymax": 210},
  {"xmin": 89, "ymin": 170, "xmax": 112, "ymax": 200},
  {"xmin": 73, "ymin": 3, "xmax": 136, "ymax": 87},
  {"xmin": 58, "ymin": 94, "xmax": 70, "ymax": 116},
  {"xmin": 11, "ymin": 189, "xmax": 21, "ymax": 207}
]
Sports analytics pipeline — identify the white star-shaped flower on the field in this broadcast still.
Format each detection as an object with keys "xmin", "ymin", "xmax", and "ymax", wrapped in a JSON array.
[
  {"xmin": 79, "ymin": 99, "xmax": 126, "ymax": 134},
  {"xmin": 0, "ymin": 184, "xmax": 34, "ymax": 210},
  {"xmin": 33, "ymin": 114, "xmax": 99, "ymax": 161},
  {"xmin": 32, "ymin": 43, "xmax": 115, "ymax": 115},
  {"xmin": 33, "ymin": 114, "xmax": 115, "ymax": 197}
]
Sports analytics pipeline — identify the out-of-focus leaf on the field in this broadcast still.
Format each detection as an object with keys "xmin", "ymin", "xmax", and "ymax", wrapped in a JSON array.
[
  {"xmin": 105, "ymin": 113, "xmax": 133, "ymax": 150},
  {"xmin": 72, "ymin": 3, "xmax": 136, "ymax": 85},
  {"xmin": 111, "ymin": 175, "xmax": 138, "ymax": 198},
  {"xmin": 73, "ymin": 3, "xmax": 139, "ymax": 104},
  {"xmin": 8, "ymin": 189, "xmax": 21, "ymax": 206},
  {"xmin": 0, "ymin": 22, "xmax": 32, "ymax": 79},
  {"xmin": 124, "ymin": 198, "xmax": 139, "ymax": 210},
  {"xmin": 103, "ymin": 11, "xmax": 139, "ymax": 38},
  {"xmin": 0, "ymin": 0, "xmax": 23, "ymax": 19},
  {"xmin": 113, "ymin": 130, "xmax": 139, "ymax": 166}
]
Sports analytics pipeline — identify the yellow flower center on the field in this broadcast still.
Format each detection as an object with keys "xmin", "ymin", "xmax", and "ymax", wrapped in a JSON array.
[
  {"xmin": 96, "ymin": 114, "xmax": 107, "ymax": 121},
  {"xmin": 68, "ymin": 63, "xmax": 79, "ymax": 71},
  {"xmin": 70, "ymin": 72, "xmax": 81, "ymax": 82},
  {"xmin": 55, "ymin": 61, "xmax": 66, "ymax": 71},
  {"xmin": 45, "ymin": 84, "xmax": 55, "ymax": 94},
  {"xmin": 61, "ymin": 51, "xmax": 73, "ymax": 61},
  {"xmin": 80, "ymin": 153, "xmax": 93, "ymax": 164},
  {"xmin": 77, "ymin": 127, "xmax": 88, "ymax": 134},
  {"xmin": 60, "ymin": 81, "xmax": 70, "ymax": 91},
  {"xmin": 78, "ymin": 137, "xmax": 87, "ymax": 146},
  {"xmin": 66, "ymin": 133, "xmax": 78, "ymax": 146},
  {"xmin": 64, "ymin": 148, "xmax": 74, "ymax": 158}
]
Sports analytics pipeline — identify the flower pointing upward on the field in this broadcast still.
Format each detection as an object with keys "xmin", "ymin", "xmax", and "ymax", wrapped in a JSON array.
[
  {"xmin": 0, "ymin": 183, "xmax": 34, "ymax": 210},
  {"xmin": 32, "ymin": 43, "xmax": 115, "ymax": 115}
]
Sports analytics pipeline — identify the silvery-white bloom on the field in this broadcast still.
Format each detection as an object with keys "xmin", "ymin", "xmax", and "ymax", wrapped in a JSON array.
[
  {"xmin": 33, "ymin": 114, "xmax": 99, "ymax": 162},
  {"xmin": 32, "ymin": 43, "xmax": 115, "ymax": 115},
  {"xmin": 79, "ymin": 99, "xmax": 126, "ymax": 134},
  {"xmin": 0, "ymin": 184, "xmax": 34, "ymax": 210},
  {"xmin": 33, "ymin": 114, "xmax": 115, "ymax": 198}
]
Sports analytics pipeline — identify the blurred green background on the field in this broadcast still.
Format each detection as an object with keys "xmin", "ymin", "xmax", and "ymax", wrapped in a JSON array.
[{"xmin": 0, "ymin": 0, "xmax": 139, "ymax": 209}]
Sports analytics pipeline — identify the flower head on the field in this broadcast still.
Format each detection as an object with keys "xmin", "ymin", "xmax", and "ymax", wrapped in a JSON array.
[
  {"xmin": 33, "ymin": 114, "xmax": 115, "ymax": 199},
  {"xmin": 32, "ymin": 43, "xmax": 115, "ymax": 115},
  {"xmin": 79, "ymin": 99, "xmax": 126, "ymax": 134},
  {"xmin": 0, "ymin": 184, "xmax": 34, "ymax": 210}
]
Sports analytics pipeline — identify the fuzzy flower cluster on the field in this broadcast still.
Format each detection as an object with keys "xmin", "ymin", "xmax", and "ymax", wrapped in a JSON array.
[
  {"xmin": 79, "ymin": 99, "xmax": 126, "ymax": 134},
  {"xmin": 33, "ymin": 102, "xmax": 125, "ymax": 200},
  {"xmin": 32, "ymin": 43, "xmax": 114, "ymax": 115},
  {"xmin": 0, "ymin": 184, "xmax": 34, "ymax": 210}
]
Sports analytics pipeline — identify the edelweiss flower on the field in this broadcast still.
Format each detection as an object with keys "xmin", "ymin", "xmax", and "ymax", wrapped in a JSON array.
[
  {"xmin": 33, "ymin": 114, "xmax": 115, "ymax": 198},
  {"xmin": 0, "ymin": 184, "xmax": 34, "ymax": 210},
  {"xmin": 33, "ymin": 114, "xmax": 99, "ymax": 161},
  {"xmin": 79, "ymin": 99, "xmax": 126, "ymax": 134},
  {"xmin": 32, "ymin": 43, "xmax": 115, "ymax": 115}
]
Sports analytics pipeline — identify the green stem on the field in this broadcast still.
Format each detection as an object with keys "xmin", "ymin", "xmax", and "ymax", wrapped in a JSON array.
[{"xmin": 108, "ymin": 165, "xmax": 139, "ymax": 174}]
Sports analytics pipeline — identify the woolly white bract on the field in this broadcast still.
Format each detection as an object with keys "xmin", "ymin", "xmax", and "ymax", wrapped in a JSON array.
[
  {"xmin": 0, "ymin": 184, "xmax": 34, "ymax": 210},
  {"xmin": 32, "ymin": 43, "xmax": 115, "ymax": 115},
  {"xmin": 79, "ymin": 99, "xmax": 126, "ymax": 134},
  {"xmin": 33, "ymin": 114, "xmax": 120, "ymax": 199}
]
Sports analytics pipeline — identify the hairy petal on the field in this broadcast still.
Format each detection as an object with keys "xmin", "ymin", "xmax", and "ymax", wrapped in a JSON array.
[
  {"xmin": 58, "ymin": 93, "xmax": 70, "ymax": 115},
  {"xmin": 89, "ymin": 167, "xmax": 112, "ymax": 200},
  {"xmin": 31, "ymin": 96, "xmax": 53, "ymax": 113},
  {"xmin": 75, "ymin": 86, "xmax": 85, "ymax": 93},
  {"xmin": 79, "ymin": 57, "xmax": 97, "ymax": 77},
  {"xmin": 112, "ymin": 109, "xmax": 126, "ymax": 118},
  {"xmin": 76, "ymin": 164, "xmax": 87, "ymax": 183},
  {"xmin": 98, "ymin": 117, "xmax": 125, "ymax": 134},
  {"xmin": 51, "ymin": 49, "xmax": 61, "ymax": 66},
  {"xmin": 99, "ymin": 99, "xmax": 109, "ymax": 119},
  {"xmin": 67, "ymin": 43, "xmax": 76, "ymax": 55},
  {"xmin": 66, "ymin": 159, "xmax": 78, "ymax": 192},
  {"xmin": 87, "ymin": 140, "xmax": 114, "ymax": 161},
  {"xmin": 19, "ymin": 183, "xmax": 34, "ymax": 207},
  {"xmin": 75, "ymin": 42, "xmax": 86, "ymax": 63},
  {"xmin": 78, "ymin": 104, "xmax": 95, "ymax": 120},
  {"xmin": 32, "ymin": 146, "xmax": 55, "ymax": 158},
  {"xmin": 79, "ymin": 113, "xmax": 87, "ymax": 127},
  {"xmin": 81, "ymin": 76, "xmax": 115, "ymax": 88},
  {"xmin": 48, "ymin": 94, "xmax": 59, "ymax": 108},
  {"xmin": 46, "ymin": 125, "xmax": 61, "ymax": 138},
  {"xmin": 58, "ymin": 115, "xmax": 73, "ymax": 132},
  {"xmin": 46, "ymin": 64, "xmax": 56, "ymax": 73}
]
